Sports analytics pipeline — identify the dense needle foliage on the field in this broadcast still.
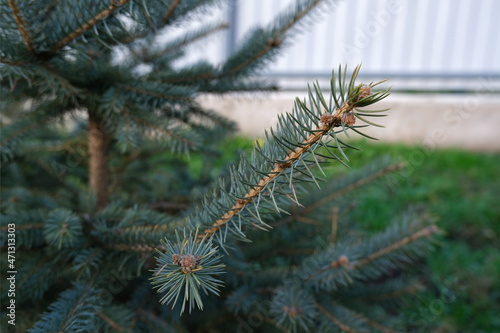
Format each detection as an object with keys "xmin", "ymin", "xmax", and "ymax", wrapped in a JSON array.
[{"xmin": 1, "ymin": 0, "xmax": 439, "ymax": 332}]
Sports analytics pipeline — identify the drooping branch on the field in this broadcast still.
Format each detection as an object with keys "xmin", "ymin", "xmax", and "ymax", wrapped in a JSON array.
[
  {"xmin": 50, "ymin": 0, "xmax": 130, "ymax": 53},
  {"xmin": 7, "ymin": 0, "xmax": 34, "ymax": 52}
]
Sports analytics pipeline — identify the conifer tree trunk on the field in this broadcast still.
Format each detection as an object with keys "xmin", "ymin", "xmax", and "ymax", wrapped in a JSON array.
[{"xmin": 88, "ymin": 110, "xmax": 109, "ymax": 210}]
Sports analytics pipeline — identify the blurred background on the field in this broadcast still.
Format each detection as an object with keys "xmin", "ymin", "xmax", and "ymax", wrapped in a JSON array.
[
  {"xmin": 155, "ymin": 0, "xmax": 500, "ymax": 150},
  {"xmin": 178, "ymin": 0, "xmax": 500, "ymax": 91},
  {"xmin": 176, "ymin": 1, "xmax": 500, "ymax": 330}
]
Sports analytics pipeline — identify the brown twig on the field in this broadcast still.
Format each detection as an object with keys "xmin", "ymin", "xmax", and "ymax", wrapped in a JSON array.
[
  {"xmin": 315, "ymin": 302, "xmax": 356, "ymax": 333},
  {"xmin": 163, "ymin": 0, "xmax": 181, "ymax": 22},
  {"xmin": 7, "ymin": 0, "xmax": 34, "ymax": 52},
  {"xmin": 329, "ymin": 206, "xmax": 339, "ymax": 244},
  {"xmin": 97, "ymin": 311, "xmax": 123, "ymax": 332},
  {"xmin": 0, "ymin": 56, "xmax": 25, "ymax": 66},
  {"xmin": 0, "ymin": 223, "xmax": 44, "ymax": 231},
  {"xmin": 354, "ymin": 225, "xmax": 438, "ymax": 268}
]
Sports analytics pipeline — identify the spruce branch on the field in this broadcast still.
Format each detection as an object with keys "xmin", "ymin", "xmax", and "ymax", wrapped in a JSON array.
[
  {"xmin": 150, "ymin": 229, "xmax": 225, "ymax": 314},
  {"xmin": 222, "ymin": 0, "xmax": 324, "ymax": 77},
  {"xmin": 363, "ymin": 317, "xmax": 398, "ymax": 333},
  {"xmin": 119, "ymin": 82, "xmax": 193, "ymax": 103},
  {"xmin": 28, "ymin": 283, "xmax": 104, "ymax": 333},
  {"xmin": 0, "ymin": 56, "xmax": 24, "ymax": 65},
  {"xmin": 354, "ymin": 224, "xmax": 439, "ymax": 269},
  {"xmin": 272, "ymin": 161, "xmax": 405, "ymax": 228},
  {"xmin": 160, "ymin": 0, "xmax": 330, "ymax": 85},
  {"xmin": 117, "ymin": 108, "xmax": 200, "ymax": 152},
  {"xmin": 50, "ymin": 0, "xmax": 130, "ymax": 53},
  {"xmin": 92, "ymin": 206, "xmax": 176, "ymax": 246},
  {"xmin": 197, "ymin": 65, "xmax": 390, "ymax": 241},
  {"xmin": 303, "ymin": 216, "xmax": 439, "ymax": 291},
  {"xmin": 163, "ymin": 0, "xmax": 181, "ymax": 23},
  {"xmin": 315, "ymin": 302, "xmax": 356, "ymax": 333},
  {"xmin": 152, "ymin": 65, "xmax": 390, "ymax": 315},
  {"xmin": 0, "ymin": 210, "xmax": 45, "ymax": 248},
  {"xmin": 44, "ymin": 208, "xmax": 83, "ymax": 249},
  {"xmin": 270, "ymin": 286, "xmax": 318, "ymax": 333},
  {"xmin": 347, "ymin": 280, "xmax": 423, "ymax": 303},
  {"xmin": 145, "ymin": 21, "xmax": 229, "ymax": 64},
  {"xmin": 97, "ymin": 311, "xmax": 124, "ymax": 332},
  {"xmin": 6, "ymin": 0, "xmax": 34, "ymax": 52}
]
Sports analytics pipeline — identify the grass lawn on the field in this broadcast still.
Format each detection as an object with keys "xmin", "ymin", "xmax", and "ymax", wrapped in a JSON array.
[
  {"xmin": 191, "ymin": 136, "xmax": 500, "ymax": 332},
  {"xmin": 338, "ymin": 140, "xmax": 500, "ymax": 332}
]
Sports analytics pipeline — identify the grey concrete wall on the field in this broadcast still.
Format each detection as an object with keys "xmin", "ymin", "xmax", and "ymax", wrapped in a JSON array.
[{"xmin": 198, "ymin": 92, "xmax": 500, "ymax": 152}]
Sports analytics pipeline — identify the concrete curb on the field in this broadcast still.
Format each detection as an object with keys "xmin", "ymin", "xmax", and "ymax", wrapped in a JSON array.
[{"xmin": 198, "ymin": 92, "xmax": 500, "ymax": 152}]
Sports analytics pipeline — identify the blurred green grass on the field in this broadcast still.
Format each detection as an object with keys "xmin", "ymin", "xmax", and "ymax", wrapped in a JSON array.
[
  {"xmin": 336, "ymin": 140, "xmax": 500, "ymax": 332},
  {"xmin": 188, "ymin": 136, "xmax": 500, "ymax": 332}
]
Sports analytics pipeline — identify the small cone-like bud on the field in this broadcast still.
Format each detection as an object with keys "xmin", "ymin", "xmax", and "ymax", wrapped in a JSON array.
[
  {"xmin": 267, "ymin": 38, "xmax": 282, "ymax": 47},
  {"xmin": 342, "ymin": 112, "xmax": 356, "ymax": 127},
  {"xmin": 357, "ymin": 84, "xmax": 372, "ymax": 101},
  {"xmin": 320, "ymin": 113, "xmax": 334, "ymax": 126},
  {"xmin": 181, "ymin": 254, "xmax": 197, "ymax": 274},
  {"xmin": 172, "ymin": 254, "xmax": 181, "ymax": 265}
]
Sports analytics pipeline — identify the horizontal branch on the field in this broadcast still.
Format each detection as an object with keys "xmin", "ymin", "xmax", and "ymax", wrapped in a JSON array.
[
  {"xmin": 0, "ymin": 56, "xmax": 25, "ymax": 66},
  {"xmin": 120, "ymin": 84, "xmax": 191, "ymax": 103},
  {"xmin": 305, "ymin": 224, "xmax": 438, "ymax": 282},
  {"xmin": 50, "ymin": 0, "xmax": 130, "ymax": 53},
  {"xmin": 119, "ymin": 110, "xmax": 196, "ymax": 148},
  {"xmin": 354, "ymin": 225, "xmax": 438, "ymax": 268}
]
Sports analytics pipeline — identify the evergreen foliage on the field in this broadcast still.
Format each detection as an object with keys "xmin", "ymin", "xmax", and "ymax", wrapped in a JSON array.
[{"xmin": 1, "ymin": 0, "xmax": 439, "ymax": 331}]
